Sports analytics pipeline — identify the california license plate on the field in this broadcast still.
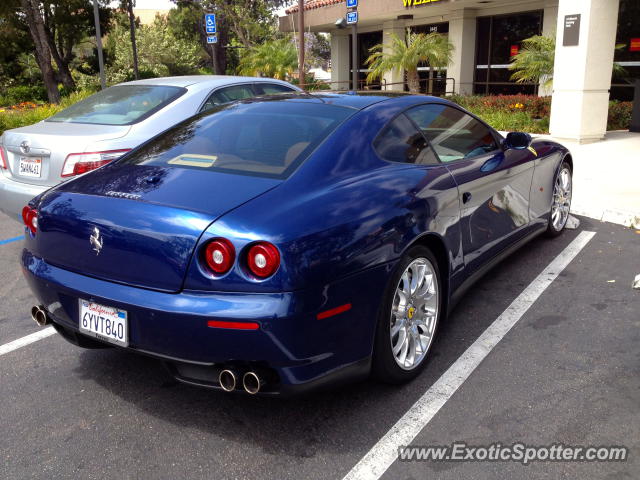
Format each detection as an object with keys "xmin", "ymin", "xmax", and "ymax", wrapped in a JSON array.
[
  {"xmin": 79, "ymin": 300, "xmax": 128, "ymax": 347},
  {"xmin": 18, "ymin": 156, "xmax": 42, "ymax": 177}
]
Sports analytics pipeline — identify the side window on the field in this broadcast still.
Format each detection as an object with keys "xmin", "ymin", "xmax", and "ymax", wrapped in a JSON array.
[
  {"xmin": 254, "ymin": 83, "xmax": 296, "ymax": 95},
  {"xmin": 373, "ymin": 114, "xmax": 439, "ymax": 165},
  {"xmin": 406, "ymin": 104, "xmax": 498, "ymax": 163},
  {"xmin": 200, "ymin": 84, "xmax": 256, "ymax": 113}
]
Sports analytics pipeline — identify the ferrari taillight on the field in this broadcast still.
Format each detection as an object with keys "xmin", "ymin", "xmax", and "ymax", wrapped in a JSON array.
[
  {"xmin": 246, "ymin": 242, "xmax": 280, "ymax": 278},
  {"xmin": 204, "ymin": 238, "xmax": 235, "ymax": 274},
  {"xmin": 61, "ymin": 149, "xmax": 130, "ymax": 177},
  {"xmin": 21, "ymin": 206, "xmax": 38, "ymax": 235}
]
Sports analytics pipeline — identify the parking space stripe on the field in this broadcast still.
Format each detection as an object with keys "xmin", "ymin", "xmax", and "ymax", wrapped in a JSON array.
[
  {"xmin": 342, "ymin": 231, "xmax": 596, "ymax": 480},
  {"xmin": 0, "ymin": 327, "xmax": 56, "ymax": 356},
  {"xmin": 0, "ymin": 235, "xmax": 23, "ymax": 246}
]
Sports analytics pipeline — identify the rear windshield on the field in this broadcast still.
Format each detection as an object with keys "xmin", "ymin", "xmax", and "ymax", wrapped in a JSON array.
[
  {"xmin": 46, "ymin": 85, "xmax": 185, "ymax": 125},
  {"xmin": 118, "ymin": 100, "xmax": 354, "ymax": 179}
]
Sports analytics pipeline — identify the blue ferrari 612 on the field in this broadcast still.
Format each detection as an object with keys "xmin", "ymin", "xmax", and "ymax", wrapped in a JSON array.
[{"xmin": 21, "ymin": 93, "xmax": 573, "ymax": 395}]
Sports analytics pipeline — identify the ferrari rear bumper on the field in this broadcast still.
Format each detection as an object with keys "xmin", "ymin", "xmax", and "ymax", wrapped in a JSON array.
[{"xmin": 22, "ymin": 249, "xmax": 390, "ymax": 395}]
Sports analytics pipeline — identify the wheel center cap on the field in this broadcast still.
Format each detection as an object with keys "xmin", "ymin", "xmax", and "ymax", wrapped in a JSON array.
[{"xmin": 407, "ymin": 306, "xmax": 416, "ymax": 320}]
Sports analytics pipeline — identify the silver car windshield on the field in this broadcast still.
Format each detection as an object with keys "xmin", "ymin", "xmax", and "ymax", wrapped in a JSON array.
[{"xmin": 46, "ymin": 85, "xmax": 186, "ymax": 125}]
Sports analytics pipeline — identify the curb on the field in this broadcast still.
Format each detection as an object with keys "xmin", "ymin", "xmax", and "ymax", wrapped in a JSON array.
[{"xmin": 571, "ymin": 205, "xmax": 640, "ymax": 229}]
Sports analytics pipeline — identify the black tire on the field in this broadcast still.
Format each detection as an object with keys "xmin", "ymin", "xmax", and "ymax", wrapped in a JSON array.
[
  {"xmin": 546, "ymin": 160, "xmax": 573, "ymax": 237},
  {"xmin": 372, "ymin": 246, "xmax": 442, "ymax": 384}
]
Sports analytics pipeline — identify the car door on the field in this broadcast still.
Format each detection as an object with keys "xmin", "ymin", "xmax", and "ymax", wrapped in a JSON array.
[{"xmin": 405, "ymin": 104, "xmax": 535, "ymax": 277}]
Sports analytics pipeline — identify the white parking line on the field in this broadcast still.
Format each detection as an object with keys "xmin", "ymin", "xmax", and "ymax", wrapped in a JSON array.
[
  {"xmin": 0, "ymin": 327, "xmax": 56, "ymax": 356},
  {"xmin": 343, "ymin": 230, "xmax": 596, "ymax": 480}
]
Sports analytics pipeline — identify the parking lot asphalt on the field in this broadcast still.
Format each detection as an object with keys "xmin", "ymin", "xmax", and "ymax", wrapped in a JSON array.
[{"xmin": 0, "ymin": 214, "xmax": 638, "ymax": 480}]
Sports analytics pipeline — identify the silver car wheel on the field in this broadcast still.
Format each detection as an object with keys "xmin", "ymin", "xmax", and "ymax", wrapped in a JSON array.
[
  {"xmin": 390, "ymin": 258, "xmax": 439, "ymax": 371},
  {"xmin": 551, "ymin": 166, "xmax": 572, "ymax": 231}
]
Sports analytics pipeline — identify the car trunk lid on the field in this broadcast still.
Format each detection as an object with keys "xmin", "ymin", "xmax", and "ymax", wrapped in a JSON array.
[
  {"xmin": 2, "ymin": 122, "xmax": 131, "ymax": 186},
  {"xmin": 34, "ymin": 164, "xmax": 280, "ymax": 292}
]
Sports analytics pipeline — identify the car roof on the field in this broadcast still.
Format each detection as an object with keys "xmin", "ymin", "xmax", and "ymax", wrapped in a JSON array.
[
  {"xmin": 252, "ymin": 91, "xmax": 450, "ymax": 110},
  {"xmin": 119, "ymin": 75, "xmax": 294, "ymax": 88}
]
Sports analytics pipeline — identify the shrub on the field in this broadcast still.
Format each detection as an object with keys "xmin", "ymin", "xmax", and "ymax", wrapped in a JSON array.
[
  {"xmin": 450, "ymin": 94, "xmax": 632, "ymax": 134},
  {"xmin": 607, "ymin": 101, "xmax": 632, "ymax": 131},
  {"xmin": 0, "ymin": 85, "xmax": 48, "ymax": 107},
  {"xmin": 0, "ymin": 90, "xmax": 93, "ymax": 135}
]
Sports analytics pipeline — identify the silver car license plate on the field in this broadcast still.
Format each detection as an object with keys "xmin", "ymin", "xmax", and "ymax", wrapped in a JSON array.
[{"xmin": 18, "ymin": 156, "xmax": 42, "ymax": 177}]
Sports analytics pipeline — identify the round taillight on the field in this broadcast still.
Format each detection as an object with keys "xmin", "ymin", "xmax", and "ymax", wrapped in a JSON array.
[
  {"xmin": 22, "ymin": 206, "xmax": 37, "ymax": 235},
  {"xmin": 247, "ymin": 242, "xmax": 280, "ymax": 278},
  {"xmin": 204, "ymin": 238, "xmax": 235, "ymax": 274}
]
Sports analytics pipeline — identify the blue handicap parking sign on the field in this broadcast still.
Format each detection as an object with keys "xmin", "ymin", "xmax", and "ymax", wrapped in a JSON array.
[
  {"xmin": 346, "ymin": 11, "xmax": 358, "ymax": 24},
  {"xmin": 205, "ymin": 13, "xmax": 216, "ymax": 34},
  {"xmin": 347, "ymin": 0, "xmax": 358, "ymax": 8}
]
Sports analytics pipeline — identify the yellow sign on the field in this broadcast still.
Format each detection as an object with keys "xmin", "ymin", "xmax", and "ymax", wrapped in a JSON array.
[
  {"xmin": 168, "ymin": 154, "xmax": 218, "ymax": 168},
  {"xmin": 403, "ymin": 0, "xmax": 442, "ymax": 7}
]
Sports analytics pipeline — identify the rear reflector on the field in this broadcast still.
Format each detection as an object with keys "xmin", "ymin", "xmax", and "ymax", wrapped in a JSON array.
[
  {"xmin": 207, "ymin": 320, "xmax": 260, "ymax": 330},
  {"xmin": 316, "ymin": 303, "xmax": 352, "ymax": 320},
  {"xmin": 0, "ymin": 146, "xmax": 7, "ymax": 169}
]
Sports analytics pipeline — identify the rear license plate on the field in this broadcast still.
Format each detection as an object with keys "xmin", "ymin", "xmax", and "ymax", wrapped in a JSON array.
[
  {"xmin": 79, "ymin": 299, "xmax": 128, "ymax": 347},
  {"xmin": 18, "ymin": 156, "xmax": 42, "ymax": 178}
]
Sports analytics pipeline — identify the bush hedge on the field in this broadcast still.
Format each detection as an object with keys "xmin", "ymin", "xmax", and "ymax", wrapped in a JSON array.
[
  {"xmin": 0, "ymin": 91, "xmax": 93, "ymax": 135},
  {"xmin": 450, "ymin": 94, "xmax": 633, "ymax": 134}
]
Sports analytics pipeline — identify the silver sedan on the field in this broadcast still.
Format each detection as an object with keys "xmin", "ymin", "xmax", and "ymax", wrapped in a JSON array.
[{"xmin": 0, "ymin": 75, "xmax": 300, "ymax": 221}]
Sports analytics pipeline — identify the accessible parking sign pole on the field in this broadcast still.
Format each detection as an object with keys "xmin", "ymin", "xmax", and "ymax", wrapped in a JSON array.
[
  {"xmin": 204, "ymin": 13, "xmax": 217, "ymax": 72},
  {"xmin": 347, "ymin": 0, "xmax": 358, "ymax": 90}
]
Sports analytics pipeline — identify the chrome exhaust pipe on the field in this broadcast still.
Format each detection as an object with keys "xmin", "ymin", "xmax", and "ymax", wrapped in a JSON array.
[
  {"xmin": 242, "ymin": 371, "xmax": 265, "ymax": 395},
  {"xmin": 218, "ymin": 369, "xmax": 237, "ymax": 392},
  {"xmin": 31, "ymin": 305, "xmax": 50, "ymax": 327}
]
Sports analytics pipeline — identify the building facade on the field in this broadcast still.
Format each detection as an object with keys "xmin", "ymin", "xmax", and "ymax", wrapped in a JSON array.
[{"xmin": 280, "ymin": 0, "xmax": 639, "ymax": 143}]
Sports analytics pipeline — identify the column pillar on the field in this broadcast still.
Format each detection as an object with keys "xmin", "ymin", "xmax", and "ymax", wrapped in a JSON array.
[
  {"xmin": 448, "ymin": 8, "xmax": 477, "ymax": 95},
  {"xmin": 549, "ymin": 0, "xmax": 620, "ymax": 143},
  {"xmin": 539, "ymin": 1, "xmax": 558, "ymax": 96},
  {"xmin": 330, "ymin": 32, "xmax": 350, "ymax": 90},
  {"xmin": 381, "ymin": 20, "xmax": 406, "ymax": 91}
]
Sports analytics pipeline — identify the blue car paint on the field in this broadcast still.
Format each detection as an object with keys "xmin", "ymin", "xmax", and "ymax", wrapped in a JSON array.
[{"xmin": 21, "ymin": 93, "xmax": 569, "ymax": 394}]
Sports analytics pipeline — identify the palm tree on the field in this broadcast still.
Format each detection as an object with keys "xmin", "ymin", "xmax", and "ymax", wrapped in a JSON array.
[
  {"xmin": 509, "ymin": 35, "xmax": 556, "ymax": 88},
  {"xmin": 510, "ymin": 34, "xmax": 627, "ymax": 89},
  {"xmin": 238, "ymin": 37, "xmax": 298, "ymax": 80},
  {"xmin": 366, "ymin": 30, "xmax": 454, "ymax": 93}
]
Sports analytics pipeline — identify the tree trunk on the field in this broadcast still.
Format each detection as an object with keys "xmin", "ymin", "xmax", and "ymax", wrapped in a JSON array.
[
  {"xmin": 45, "ymin": 29, "xmax": 75, "ymax": 90},
  {"xmin": 202, "ymin": 19, "xmax": 227, "ymax": 75},
  {"xmin": 41, "ymin": 3, "xmax": 74, "ymax": 90},
  {"xmin": 127, "ymin": 0, "xmax": 139, "ymax": 79},
  {"xmin": 407, "ymin": 69, "xmax": 420, "ymax": 93},
  {"xmin": 20, "ymin": 0, "xmax": 60, "ymax": 103}
]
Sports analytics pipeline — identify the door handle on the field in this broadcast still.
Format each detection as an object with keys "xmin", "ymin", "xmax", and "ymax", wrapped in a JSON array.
[{"xmin": 462, "ymin": 192, "xmax": 472, "ymax": 204}]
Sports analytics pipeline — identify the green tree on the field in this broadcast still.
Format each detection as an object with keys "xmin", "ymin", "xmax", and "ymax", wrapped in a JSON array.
[
  {"xmin": 366, "ymin": 30, "xmax": 454, "ymax": 93},
  {"xmin": 108, "ymin": 14, "xmax": 201, "ymax": 83},
  {"xmin": 238, "ymin": 37, "xmax": 297, "ymax": 80},
  {"xmin": 509, "ymin": 34, "xmax": 627, "ymax": 89}
]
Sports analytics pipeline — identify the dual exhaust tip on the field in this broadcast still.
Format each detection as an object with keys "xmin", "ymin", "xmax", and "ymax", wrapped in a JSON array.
[
  {"xmin": 219, "ymin": 369, "xmax": 265, "ymax": 395},
  {"xmin": 31, "ymin": 305, "xmax": 50, "ymax": 327}
]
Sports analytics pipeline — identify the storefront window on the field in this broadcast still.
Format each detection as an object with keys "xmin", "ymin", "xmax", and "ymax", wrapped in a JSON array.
[
  {"xmin": 474, "ymin": 11, "xmax": 543, "ymax": 95},
  {"xmin": 612, "ymin": 0, "xmax": 640, "ymax": 101},
  {"xmin": 411, "ymin": 22, "xmax": 450, "ymax": 95},
  {"xmin": 350, "ymin": 31, "xmax": 383, "ymax": 90}
]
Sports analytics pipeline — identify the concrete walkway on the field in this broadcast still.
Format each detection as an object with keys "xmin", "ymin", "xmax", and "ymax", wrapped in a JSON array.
[
  {"xmin": 501, "ymin": 130, "xmax": 640, "ymax": 228},
  {"xmin": 560, "ymin": 131, "xmax": 640, "ymax": 228}
]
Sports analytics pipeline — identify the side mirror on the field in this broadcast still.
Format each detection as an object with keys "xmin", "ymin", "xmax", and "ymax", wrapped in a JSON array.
[{"xmin": 503, "ymin": 132, "xmax": 532, "ymax": 150}]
